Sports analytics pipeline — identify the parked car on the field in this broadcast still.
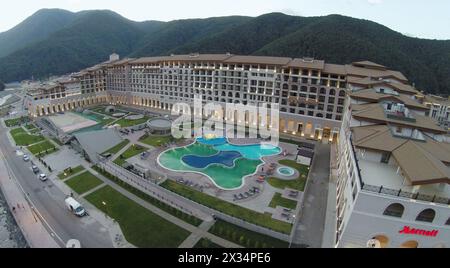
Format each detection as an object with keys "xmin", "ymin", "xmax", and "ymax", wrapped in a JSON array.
[
  {"xmin": 31, "ymin": 165, "xmax": 39, "ymax": 174},
  {"xmin": 23, "ymin": 154, "xmax": 30, "ymax": 162},
  {"xmin": 38, "ymin": 173, "xmax": 48, "ymax": 182}
]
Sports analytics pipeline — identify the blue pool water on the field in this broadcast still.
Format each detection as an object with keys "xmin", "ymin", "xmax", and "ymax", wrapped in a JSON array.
[
  {"xmin": 214, "ymin": 143, "xmax": 281, "ymax": 160},
  {"xmin": 196, "ymin": 137, "xmax": 281, "ymax": 160},
  {"xmin": 197, "ymin": 137, "xmax": 227, "ymax": 146},
  {"xmin": 182, "ymin": 151, "xmax": 242, "ymax": 168}
]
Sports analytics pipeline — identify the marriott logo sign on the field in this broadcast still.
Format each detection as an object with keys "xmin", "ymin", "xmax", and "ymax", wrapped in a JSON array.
[{"xmin": 399, "ymin": 226, "xmax": 439, "ymax": 237}]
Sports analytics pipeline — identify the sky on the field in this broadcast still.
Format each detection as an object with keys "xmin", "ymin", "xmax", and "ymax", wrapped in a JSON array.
[{"xmin": 0, "ymin": 0, "xmax": 449, "ymax": 39}]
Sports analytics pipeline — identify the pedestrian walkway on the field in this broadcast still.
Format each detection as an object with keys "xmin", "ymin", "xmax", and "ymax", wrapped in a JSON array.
[
  {"xmin": 87, "ymin": 165, "xmax": 242, "ymax": 248},
  {"xmin": 0, "ymin": 148, "xmax": 60, "ymax": 248},
  {"xmin": 178, "ymin": 219, "xmax": 216, "ymax": 248},
  {"xmin": 322, "ymin": 143, "xmax": 338, "ymax": 248}
]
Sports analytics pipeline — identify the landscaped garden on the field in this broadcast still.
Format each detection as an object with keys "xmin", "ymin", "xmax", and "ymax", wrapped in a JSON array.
[
  {"xmin": 267, "ymin": 160, "xmax": 309, "ymax": 191},
  {"xmin": 193, "ymin": 238, "xmax": 223, "ymax": 248},
  {"xmin": 113, "ymin": 144, "xmax": 147, "ymax": 166},
  {"xmin": 4, "ymin": 116, "xmax": 29, "ymax": 127},
  {"xmin": 58, "ymin": 165, "xmax": 86, "ymax": 180},
  {"xmin": 139, "ymin": 134, "xmax": 177, "ymax": 147},
  {"xmin": 115, "ymin": 115, "xmax": 150, "ymax": 127},
  {"xmin": 269, "ymin": 193, "xmax": 297, "ymax": 210},
  {"xmin": 28, "ymin": 140, "xmax": 58, "ymax": 156},
  {"xmin": 10, "ymin": 127, "xmax": 45, "ymax": 146},
  {"xmin": 64, "ymin": 171, "xmax": 104, "ymax": 195},
  {"xmin": 102, "ymin": 139, "xmax": 130, "ymax": 155},
  {"xmin": 209, "ymin": 219, "xmax": 289, "ymax": 248},
  {"xmin": 92, "ymin": 165, "xmax": 203, "ymax": 227},
  {"xmin": 85, "ymin": 185, "xmax": 191, "ymax": 247},
  {"xmin": 161, "ymin": 180, "xmax": 293, "ymax": 234}
]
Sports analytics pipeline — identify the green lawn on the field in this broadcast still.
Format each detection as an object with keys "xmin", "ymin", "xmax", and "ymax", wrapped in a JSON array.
[
  {"xmin": 93, "ymin": 165, "xmax": 202, "ymax": 226},
  {"xmin": 4, "ymin": 116, "xmax": 29, "ymax": 127},
  {"xmin": 64, "ymin": 171, "xmax": 104, "ymax": 194},
  {"xmin": 24, "ymin": 124, "xmax": 37, "ymax": 130},
  {"xmin": 51, "ymin": 137, "xmax": 64, "ymax": 146},
  {"xmin": 267, "ymin": 160, "xmax": 309, "ymax": 191},
  {"xmin": 269, "ymin": 193, "xmax": 297, "ymax": 210},
  {"xmin": 113, "ymin": 144, "xmax": 147, "ymax": 166},
  {"xmin": 27, "ymin": 140, "xmax": 58, "ymax": 156},
  {"xmin": 58, "ymin": 165, "xmax": 86, "ymax": 180},
  {"xmin": 139, "ymin": 134, "xmax": 177, "ymax": 147},
  {"xmin": 85, "ymin": 185, "xmax": 190, "ymax": 248},
  {"xmin": 209, "ymin": 220, "xmax": 288, "ymax": 248},
  {"xmin": 161, "ymin": 180, "xmax": 292, "ymax": 234},
  {"xmin": 115, "ymin": 116, "xmax": 149, "ymax": 127},
  {"xmin": 194, "ymin": 238, "xmax": 223, "ymax": 248},
  {"xmin": 10, "ymin": 127, "xmax": 45, "ymax": 146},
  {"xmin": 102, "ymin": 139, "xmax": 130, "ymax": 155}
]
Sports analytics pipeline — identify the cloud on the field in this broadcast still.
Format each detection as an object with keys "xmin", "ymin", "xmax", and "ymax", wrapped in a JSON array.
[{"xmin": 367, "ymin": 0, "xmax": 383, "ymax": 4}]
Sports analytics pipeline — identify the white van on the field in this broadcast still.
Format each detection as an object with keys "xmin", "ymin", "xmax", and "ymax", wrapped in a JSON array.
[{"xmin": 65, "ymin": 197, "xmax": 86, "ymax": 217}]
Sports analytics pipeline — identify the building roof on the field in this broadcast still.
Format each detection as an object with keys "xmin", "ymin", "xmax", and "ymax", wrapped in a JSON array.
[
  {"xmin": 287, "ymin": 58, "xmax": 325, "ymax": 69},
  {"xmin": 424, "ymin": 95, "xmax": 450, "ymax": 106},
  {"xmin": 351, "ymin": 124, "xmax": 450, "ymax": 185},
  {"xmin": 223, "ymin": 55, "xmax": 292, "ymax": 66},
  {"xmin": 349, "ymin": 89, "xmax": 427, "ymax": 110},
  {"xmin": 392, "ymin": 141, "xmax": 450, "ymax": 185},
  {"xmin": 352, "ymin": 61, "xmax": 387, "ymax": 70},
  {"xmin": 351, "ymin": 103, "xmax": 446, "ymax": 133},
  {"xmin": 73, "ymin": 129, "xmax": 124, "ymax": 162}
]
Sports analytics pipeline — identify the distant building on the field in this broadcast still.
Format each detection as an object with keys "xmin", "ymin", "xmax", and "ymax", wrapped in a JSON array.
[{"xmin": 25, "ymin": 54, "xmax": 428, "ymax": 144}]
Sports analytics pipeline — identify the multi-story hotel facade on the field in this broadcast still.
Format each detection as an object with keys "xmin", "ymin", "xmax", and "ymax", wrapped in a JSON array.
[
  {"xmin": 336, "ymin": 74, "xmax": 450, "ymax": 248},
  {"xmin": 25, "ymin": 53, "xmax": 420, "ymax": 143}
]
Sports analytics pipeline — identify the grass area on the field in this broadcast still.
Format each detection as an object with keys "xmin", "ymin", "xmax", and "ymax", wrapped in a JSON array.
[
  {"xmin": 269, "ymin": 193, "xmax": 297, "ymax": 210},
  {"xmin": 209, "ymin": 220, "xmax": 289, "ymax": 248},
  {"xmin": 92, "ymin": 165, "xmax": 202, "ymax": 227},
  {"xmin": 57, "ymin": 165, "xmax": 86, "ymax": 180},
  {"xmin": 24, "ymin": 124, "xmax": 37, "ymax": 130},
  {"xmin": 267, "ymin": 160, "xmax": 309, "ymax": 191},
  {"xmin": 10, "ymin": 127, "xmax": 45, "ymax": 146},
  {"xmin": 139, "ymin": 134, "xmax": 177, "ymax": 147},
  {"xmin": 4, "ymin": 116, "xmax": 29, "ymax": 127},
  {"xmin": 193, "ymin": 238, "xmax": 223, "ymax": 248},
  {"xmin": 115, "ymin": 115, "xmax": 149, "ymax": 127},
  {"xmin": 27, "ymin": 140, "xmax": 58, "ymax": 156},
  {"xmin": 85, "ymin": 185, "xmax": 190, "ymax": 247},
  {"xmin": 113, "ymin": 144, "xmax": 146, "ymax": 166},
  {"xmin": 161, "ymin": 180, "xmax": 292, "ymax": 234},
  {"xmin": 64, "ymin": 171, "xmax": 104, "ymax": 195},
  {"xmin": 102, "ymin": 139, "xmax": 130, "ymax": 155},
  {"xmin": 51, "ymin": 137, "xmax": 63, "ymax": 146},
  {"xmin": 279, "ymin": 138, "xmax": 304, "ymax": 146}
]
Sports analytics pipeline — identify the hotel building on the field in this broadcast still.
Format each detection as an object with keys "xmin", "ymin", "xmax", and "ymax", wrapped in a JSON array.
[
  {"xmin": 26, "ymin": 54, "xmax": 418, "ymax": 143},
  {"xmin": 336, "ymin": 72, "xmax": 450, "ymax": 248}
]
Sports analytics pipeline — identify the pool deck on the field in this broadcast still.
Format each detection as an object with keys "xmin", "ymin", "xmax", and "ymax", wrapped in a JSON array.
[{"xmin": 136, "ymin": 137, "xmax": 300, "ymax": 213}]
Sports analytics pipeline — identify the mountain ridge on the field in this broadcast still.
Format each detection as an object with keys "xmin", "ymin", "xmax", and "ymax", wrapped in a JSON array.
[{"xmin": 0, "ymin": 9, "xmax": 449, "ymax": 95}]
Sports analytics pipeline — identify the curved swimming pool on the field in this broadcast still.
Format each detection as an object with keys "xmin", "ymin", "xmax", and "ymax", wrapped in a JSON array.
[{"xmin": 158, "ymin": 137, "xmax": 281, "ymax": 189}]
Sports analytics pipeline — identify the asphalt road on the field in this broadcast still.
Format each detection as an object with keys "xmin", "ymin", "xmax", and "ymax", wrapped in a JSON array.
[
  {"xmin": 291, "ymin": 142, "xmax": 331, "ymax": 248},
  {"xmin": 0, "ymin": 125, "xmax": 113, "ymax": 248}
]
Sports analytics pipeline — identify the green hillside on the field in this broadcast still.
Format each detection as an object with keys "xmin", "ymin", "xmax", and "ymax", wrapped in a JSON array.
[{"xmin": 0, "ymin": 10, "xmax": 449, "ymax": 95}]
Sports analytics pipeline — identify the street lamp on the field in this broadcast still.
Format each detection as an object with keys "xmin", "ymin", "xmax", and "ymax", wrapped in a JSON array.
[{"xmin": 289, "ymin": 215, "xmax": 296, "ymax": 248}]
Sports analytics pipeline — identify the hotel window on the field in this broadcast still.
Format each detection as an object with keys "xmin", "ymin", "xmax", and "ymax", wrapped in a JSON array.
[
  {"xmin": 383, "ymin": 203, "xmax": 404, "ymax": 218},
  {"xmin": 395, "ymin": 126, "xmax": 402, "ymax": 133},
  {"xmin": 416, "ymin": 209, "xmax": 436, "ymax": 223},
  {"xmin": 381, "ymin": 152, "xmax": 391, "ymax": 163}
]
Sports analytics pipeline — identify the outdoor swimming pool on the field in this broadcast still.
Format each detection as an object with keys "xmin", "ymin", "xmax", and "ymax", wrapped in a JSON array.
[{"xmin": 158, "ymin": 137, "xmax": 281, "ymax": 189}]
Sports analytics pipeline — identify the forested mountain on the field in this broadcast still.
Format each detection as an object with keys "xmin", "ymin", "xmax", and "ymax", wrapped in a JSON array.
[
  {"xmin": 0, "ymin": 80, "xmax": 4, "ymax": 91},
  {"xmin": 0, "ymin": 10, "xmax": 449, "ymax": 95}
]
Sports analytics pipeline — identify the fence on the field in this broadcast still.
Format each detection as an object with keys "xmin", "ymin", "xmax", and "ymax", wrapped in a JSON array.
[
  {"xmin": 97, "ymin": 160, "xmax": 291, "ymax": 242},
  {"xmin": 361, "ymin": 183, "xmax": 450, "ymax": 205}
]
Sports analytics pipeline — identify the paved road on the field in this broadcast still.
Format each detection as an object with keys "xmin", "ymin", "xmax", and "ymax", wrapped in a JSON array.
[
  {"xmin": 291, "ymin": 143, "xmax": 331, "ymax": 248},
  {"xmin": 0, "ymin": 125, "xmax": 114, "ymax": 248}
]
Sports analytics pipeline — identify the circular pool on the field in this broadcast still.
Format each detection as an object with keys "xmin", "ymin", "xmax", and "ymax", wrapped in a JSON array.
[{"xmin": 277, "ymin": 167, "xmax": 295, "ymax": 177}]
